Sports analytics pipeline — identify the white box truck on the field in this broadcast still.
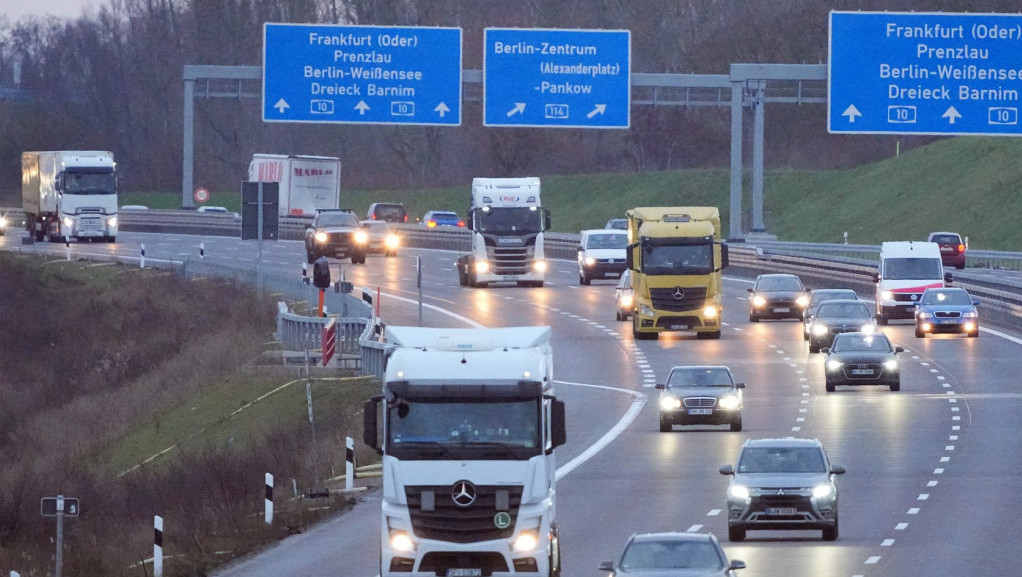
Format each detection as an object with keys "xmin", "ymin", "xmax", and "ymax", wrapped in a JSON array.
[
  {"xmin": 456, "ymin": 177, "xmax": 550, "ymax": 288},
  {"xmin": 22, "ymin": 151, "xmax": 119, "ymax": 243},
  {"xmin": 247, "ymin": 154, "xmax": 341, "ymax": 217},
  {"xmin": 363, "ymin": 326, "xmax": 566, "ymax": 577}
]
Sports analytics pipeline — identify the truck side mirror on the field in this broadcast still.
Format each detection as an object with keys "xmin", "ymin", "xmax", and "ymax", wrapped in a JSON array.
[
  {"xmin": 313, "ymin": 256, "xmax": 332, "ymax": 289},
  {"xmin": 550, "ymin": 399, "xmax": 566, "ymax": 450},
  {"xmin": 544, "ymin": 209, "xmax": 551, "ymax": 231},
  {"xmin": 720, "ymin": 243, "xmax": 729, "ymax": 269},
  {"xmin": 626, "ymin": 243, "xmax": 637, "ymax": 269},
  {"xmin": 363, "ymin": 396, "xmax": 383, "ymax": 454},
  {"xmin": 873, "ymin": 271, "xmax": 880, "ymax": 283}
]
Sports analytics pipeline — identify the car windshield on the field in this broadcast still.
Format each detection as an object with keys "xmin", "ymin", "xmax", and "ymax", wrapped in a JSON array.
[
  {"xmin": 930, "ymin": 234, "xmax": 960, "ymax": 244},
  {"xmin": 620, "ymin": 540, "xmax": 724, "ymax": 571},
  {"xmin": 429, "ymin": 212, "xmax": 459, "ymax": 220},
  {"xmin": 737, "ymin": 446, "xmax": 826, "ymax": 474},
  {"xmin": 667, "ymin": 367, "xmax": 733, "ymax": 388},
  {"xmin": 816, "ymin": 302, "xmax": 871, "ymax": 318},
  {"xmin": 586, "ymin": 233, "xmax": 627, "ymax": 249},
  {"xmin": 922, "ymin": 290, "xmax": 972, "ymax": 305},
  {"xmin": 318, "ymin": 212, "xmax": 358, "ymax": 227},
  {"xmin": 606, "ymin": 218, "xmax": 627, "ymax": 230},
  {"xmin": 756, "ymin": 276, "xmax": 802, "ymax": 291},
  {"xmin": 811, "ymin": 291, "xmax": 857, "ymax": 306},
  {"xmin": 884, "ymin": 257, "xmax": 942, "ymax": 280},
  {"xmin": 832, "ymin": 334, "xmax": 892, "ymax": 353}
]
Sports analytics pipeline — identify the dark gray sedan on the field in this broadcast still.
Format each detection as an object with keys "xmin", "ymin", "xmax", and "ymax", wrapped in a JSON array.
[
  {"xmin": 823, "ymin": 332, "xmax": 904, "ymax": 392},
  {"xmin": 656, "ymin": 366, "xmax": 745, "ymax": 432},
  {"xmin": 807, "ymin": 299, "xmax": 877, "ymax": 353},
  {"xmin": 599, "ymin": 532, "xmax": 745, "ymax": 577}
]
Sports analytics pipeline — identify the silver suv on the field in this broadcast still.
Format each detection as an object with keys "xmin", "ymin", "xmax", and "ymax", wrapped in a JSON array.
[{"xmin": 719, "ymin": 438, "xmax": 845, "ymax": 542}]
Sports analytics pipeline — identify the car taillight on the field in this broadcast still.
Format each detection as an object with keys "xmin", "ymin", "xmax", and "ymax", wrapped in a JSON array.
[
  {"xmin": 457, "ymin": 221, "xmax": 465, "ymax": 227},
  {"xmin": 957, "ymin": 243, "xmax": 965, "ymax": 253},
  {"xmin": 427, "ymin": 220, "xmax": 437, "ymax": 228}
]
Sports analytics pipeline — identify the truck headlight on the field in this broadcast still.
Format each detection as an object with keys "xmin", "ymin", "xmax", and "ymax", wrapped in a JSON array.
[
  {"xmin": 639, "ymin": 304, "xmax": 655, "ymax": 317},
  {"xmin": 389, "ymin": 530, "xmax": 414, "ymax": 552},
  {"xmin": 512, "ymin": 530, "xmax": 539, "ymax": 553},
  {"xmin": 475, "ymin": 260, "xmax": 489, "ymax": 274},
  {"xmin": 354, "ymin": 230, "xmax": 368, "ymax": 245},
  {"xmin": 702, "ymin": 305, "xmax": 719, "ymax": 319},
  {"xmin": 533, "ymin": 260, "xmax": 547, "ymax": 273},
  {"xmin": 659, "ymin": 396, "xmax": 681, "ymax": 410},
  {"xmin": 812, "ymin": 323, "xmax": 829, "ymax": 336},
  {"xmin": 107, "ymin": 216, "xmax": 117, "ymax": 228},
  {"xmin": 63, "ymin": 217, "xmax": 74, "ymax": 228},
  {"xmin": 812, "ymin": 484, "xmax": 835, "ymax": 500},
  {"xmin": 314, "ymin": 231, "xmax": 328, "ymax": 243},
  {"xmin": 881, "ymin": 291, "xmax": 894, "ymax": 301},
  {"xmin": 718, "ymin": 395, "xmax": 740, "ymax": 410}
]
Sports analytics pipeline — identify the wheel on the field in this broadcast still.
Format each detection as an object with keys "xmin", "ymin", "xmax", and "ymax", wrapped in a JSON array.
[
  {"xmin": 306, "ymin": 250, "xmax": 316, "ymax": 264},
  {"xmin": 825, "ymin": 380, "xmax": 835, "ymax": 393},
  {"xmin": 532, "ymin": 281, "xmax": 544, "ymax": 288},
  {"xmin": 615, "ymin": 310, "xmax": 623, "ymax": 321},
  {"xmin": 968, "ymin": 329, "xmax": 979, "ymax": 338},
  {"xmin": 809, "ymin": 342, "xmax": 820, "ymax": 354},
  {"xmin": 728, "ymin": 525, "xmax": 745, "ymax": 542},
  {"xmin": 889, "ymin": 380, "xmax": 900, "ymax": 392},
  {"xmin": 106, "ymin": 236, "xmax": 116, "ymax": 243},
  {"xmin": 915, "ymin": 327, "xmax": 925, "ymax": 338},
  {"xmin": 579, "ymin": 272, "xmax": 590, "ymax": 286},
  {"xmin": 749, "ymin": 314, "xmax": 759, "ymax": 322},
  {"xmin": 730, "ymin": 417, "xmax": 743, "ymax": 432},
  {"xmin": 385, "ymin": 250, "xmax": 395, "ymax": 257},
  {"xmin": 549, "ymin": 530, "xmax": 561, "ymax": 577},
  {"xmin": 457, "ymin": 265, "xmax": 468, "ymax": 286},
  {"xmin": 803, "ymin": 329, "xmax": 809, "ymax": 341},
  {"xmin": 659, "ymin": 415, "xmax": 672, "ymax": 432},
  {"xmin": 697, "ymin": 330, "xmax": 721, "ymax": 340},
  {"xmin": 822, "ymin": 517, "xmax": 839, "ymax": 541},
  {"xmin": 877, "ymin": 312, "xmax": 888, "ymax": 325}
]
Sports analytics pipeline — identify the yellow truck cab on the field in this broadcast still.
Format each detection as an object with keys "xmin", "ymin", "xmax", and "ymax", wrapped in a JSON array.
[{"xmin": 626, "ymin": 207, "xmax": 729, "ymax": 340}]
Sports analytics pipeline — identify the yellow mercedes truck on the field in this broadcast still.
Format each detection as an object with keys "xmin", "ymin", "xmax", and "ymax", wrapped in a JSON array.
[{"xmin": 626, "ymin": 207, "xmax": 729, "ymax": 340}]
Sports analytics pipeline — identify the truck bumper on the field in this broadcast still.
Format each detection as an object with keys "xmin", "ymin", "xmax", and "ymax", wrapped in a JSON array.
[
  {"xmin": 383, "ymin": 540, "xmax": 552, "ymax": 576},
  {"xmin": 634, "ymin": 310, "xmax": 721, "ymax": 334}
]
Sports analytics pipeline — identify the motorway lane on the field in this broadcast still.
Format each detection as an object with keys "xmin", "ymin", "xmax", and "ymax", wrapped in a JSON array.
[{"xmin": 5, "ymin": 232, "xmax": 1021, "ymax": 577}]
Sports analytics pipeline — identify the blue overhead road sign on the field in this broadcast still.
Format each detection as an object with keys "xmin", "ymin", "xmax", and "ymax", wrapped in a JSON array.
[
  {"xmin": 829, "ymin": 11, "xmax": 1022, "ymax": 135},
  {"xmin": 263, "ymin": 24, "xmax": 461, "ymax": 125},
  {"xmin": 484, "ymin": 28, "xmax": 630, "ymax": 128}
]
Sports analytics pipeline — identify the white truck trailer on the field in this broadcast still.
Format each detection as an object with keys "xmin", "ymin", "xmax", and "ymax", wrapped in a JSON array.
[
  {"xmin": 247, "ymin": 154, "xmax": 341, "ymax": 217},
  {"xmin": 456, "ymin": 177, "xmax": 550, "ymax": 288},
  {"xmin": 22, "ymin": 151, "xmax": 119, "ymax": 242},
  {"xmin": 363, "ymin": 325, "xmax": 566, "ymax": 577}
]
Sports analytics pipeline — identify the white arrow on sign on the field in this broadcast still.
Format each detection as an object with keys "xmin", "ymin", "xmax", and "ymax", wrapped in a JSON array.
[
  {"xmin": 434, "ymin": 102, "xmax": 450, "ymax": 117},
  {"xmin": 842, "ymin": 105, "xmax": 862, "ymax": 123},
  {"xmin": 273, "ymin": 98, "xmax": 290, "ymax": 114},
  {"xmin": 354, "ymin": 101, "xmax": 370, "ymax": 115},
  {"xmin": 586, "ymin": 104, "xmax": 607, "ymax": 119},
  {"xmin": 506, "ymin": 103, "xmax": 526, "ymax": 117},
  {"xmin": 942, "ymin": 106, "xmax": 962, "ymax": 124}
]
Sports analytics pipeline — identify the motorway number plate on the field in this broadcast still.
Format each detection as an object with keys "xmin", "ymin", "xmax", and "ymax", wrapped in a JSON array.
[
  {"xmin": 766, "ymin": 507, "xmax": 797, "ymax": 516},
  {"xmin": 670, "ymin": 324, "xmax": 689, "ymax": 330},
  {"xmin": 773, "ymin": 307, "xmax": 790, "ymax": 313},
  {"xmin": 850, "ymin": 368, "xmax": 875, "ymax": 375},
  {"xmin": 688, "ymin": 408, "xmax": 713, "ymax": 415},
  {"xmin": 447, "ymin": 570, "xmax": 482, "ymax": 577}
]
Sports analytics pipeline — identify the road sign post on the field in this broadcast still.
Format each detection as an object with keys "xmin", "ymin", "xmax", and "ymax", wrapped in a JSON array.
[
  {"xmin": 829, "ymin": 11, "xmax": 1022, "ymax": 135},
  {"xmin": 484, "ymin": 28, "xmax": 630, "ymax": 128},
  {"xmin": 41, "ymin": 495, "xmax": 78, "ymax": 577},
  {"xmin": 263, "ymin": 24, "xmax": 462, "ymax": 126}
]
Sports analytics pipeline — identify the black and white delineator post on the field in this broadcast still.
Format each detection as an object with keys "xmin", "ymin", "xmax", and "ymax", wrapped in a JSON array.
[
  {"xmin": 346, "ymin": 436, "xmax": 355, "ymax": 491},
  {"xmin": 264, "ymin": 473, "xmax": 274, "ymax": 525},
  {"xmin": 199, "ymin": 242, "xmax": 205, "ymax": 259},
  {"xmin": 153, "ymin": 515, "xmax": 164, "ymax": 577},
  {"xmin": 140, "ymin": 243, "xmax": 146, "ymax": 269},
  {"xmin": 65, "ymin": 236, "xmax": 71, "ymax": 261}
]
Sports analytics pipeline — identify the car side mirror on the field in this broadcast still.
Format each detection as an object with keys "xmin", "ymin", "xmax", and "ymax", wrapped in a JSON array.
[
  {"xmin": 598, "ymin": 561, "xmax": 614, "ymax": 571},
  {"xmin": 831, "ymin": 464, "xmax": 847, "ymax": 475},
  {"xmin": 719, "ymin": 464, "xmax": 735, "ymax": 476},
  {"xmin": 820, "ymin": 347, "xmax": 830, "ymax": 354},
  {"xmin": 747, "ymin": 287, "xmax": 754, "ymax": 293},
  {"xmin": 730, "ymin": 560, "xmax": 747, "ymax": 571},
  {"xmin": 894, "ymin": 346, "xmax": 905, "ymax": 353},
  {"xmin": 655, "ymin": 383, "xmax": 665, "ymax": 390},
  {"xmin": 736, "ymin": 382, "xmax": 747, "ymax": 389}
]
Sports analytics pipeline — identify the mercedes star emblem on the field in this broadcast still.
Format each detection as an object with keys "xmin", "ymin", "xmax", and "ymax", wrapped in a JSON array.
[
  {"xmin": 451, "ymin": 480, "xmax": 476, "ymax": 507},
  {"xmin": 672, "ymin": 287, "xmax": 686, "ymax": 300}
]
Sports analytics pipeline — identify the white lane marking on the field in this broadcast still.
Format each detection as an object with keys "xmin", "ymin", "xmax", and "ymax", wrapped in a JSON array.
[
  {"xmin": 554, "ymin": 380, "xmax": 646, "ymax": 481},
  {"xmin": 918, "ymin": 494, "xmax": 930, "ymax": 500},
  {"xmin": 908, "ymin": 508, "xmax": 920, "ymax": 514},
  {"xmin": 882, "ymin": 539, "xmax": 895, "ymax": 546},
  {"xmin": 865, "ymin": 557, "xmax": 881, "ymax": 564},
  {"xmin": 940, "ymin": 456, "xmax": 951, "ymax": 462},
  {"xmin": 934, "ymin": 468, "xmax": 944, "ymax": 474},
  {"xmin": 927, "ymin": 481, "xmax": 938, "ymax": 487},
  {"xmin": 687, "ymin": 525, "xmax": 703, "ymax": 533},
  {"xmin": 896, "ymin": 522, "xmax": 908, "ymax": 530},
  {"xmin": 707, "ymin": 509, "xmax": 721, "ymax": 516}
]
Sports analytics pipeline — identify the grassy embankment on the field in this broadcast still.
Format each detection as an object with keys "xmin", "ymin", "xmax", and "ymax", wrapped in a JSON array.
[
  {"xmin": 121, "ymin": 136, "xmax": 1022, "ymax": 251},
  {"xmin": 0, "ymin": 253, "xmax": 378, "ymax": 576}
]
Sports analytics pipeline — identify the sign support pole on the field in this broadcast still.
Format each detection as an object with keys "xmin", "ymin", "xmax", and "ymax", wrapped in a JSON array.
[{"xmin": 55, "ymin": 495, "xmax": 64, "ymax": 577}]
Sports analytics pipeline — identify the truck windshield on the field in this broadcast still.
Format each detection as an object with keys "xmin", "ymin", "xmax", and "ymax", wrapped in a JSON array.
[
  {"xmin": 475, "ymin": 207, "xmax": 543, "ymax": 235},
  {"xmin": 389, "ymin": 398, "xmax": 542, "ymax": 460},
  {"xmin": 64, "ymin": 171, "xmax": 116, "ymax": 195},
  {"xmin": 641, "ymin": 243, "xmax": 713, "ymax": 275},
  {"xmin": 884, "ymin": 257, "xmax": 942, "ymax": 280}
]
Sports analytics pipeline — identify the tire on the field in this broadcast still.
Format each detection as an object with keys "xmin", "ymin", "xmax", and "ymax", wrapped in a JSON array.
[
  {"xmin": 659, "ymin": 416, "xmax": 672, "ymax": 432},
  {"xmin": 803, "ymin": 329, "xmax": 809, "ymax": 341},
  {"xmin": 697, "ymin": 330, "xmax": 721, "ymax": 340},
  {"xmin": 106, "ymin": 236, "xmax": 116, "ymax": 243},
  {"xmin": 877, "ymin": 312, "xmax": 888, "ymax": 326},
  {"xmin": 968, "ymin": 330, "xmax": 979, "ymax": 338},
  {"xmin": 809, "ymin": 342, "xmax": 820, "ymax": 354},
  {"xmin": 728, "ymin": 526, "xmax": 746, "ymax": 542},
  {"xmin": 915, "ymin": 327, "xmax": 925, "ymax": 338},
  {"xmin": 730, "ymin": 418, "xmax": 743, "ymax": 432},
  {"xmin": 532, "ymin": 281, "xmax": 544, "ymax": 288},
  {"xmin": 615, "ymin": 310, "xmax": 623, "ymax": 321},
  {"xmin": 822, "ymin": 517, "xmax": 839, "ymax": 541},
  {"xmin": 579, "ymin": 272, "xmax": 590, "ymax": 286},
  {"xmin": 749, "ymin": 314, "xmax": 759, "ymax": 322},
  {"xmin": 306, "ymin": 250, "xmax": 316, "ymax": 264},
  {"xmin": 549, "ymin": 530, "xmax": 561, "ymax": 577},
  {"xmin": 890, "ymin": 380, "xmax": 900, "ymax": 392},
  {"xmin": 825, "ymin": 380, "xmax": 835, "ymax": 393}
]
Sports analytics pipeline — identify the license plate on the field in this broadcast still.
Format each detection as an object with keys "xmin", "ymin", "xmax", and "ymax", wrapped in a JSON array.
[
  {"xmin": 939, "ymin": 319, "xmax": 959, "ymax": 324},
  {"xmin": 501, "ymin": 275, "xmax": 519, "ymax": 281},
  {"xmin": 670, "ymin": 324, "xmax": 689, "ymax": 330},
  {"xmin": 773, "ymin": 307, "xmax": 790, "ymax": 313},
  {"xmin": 850, "ymin": 368, "xmax": 874, "ymax": 375},
  {"xmin": 688, "ymin": 408, "xmax": 713, "ymax": 415},
  {"xmin": 766, "ymin": 507, "xmax": 797, "ymax": 516},
  {"xmin": 604, "ymin": 272, "xmax": 618, "ymax": 277},
  {"xmin": 447, "ymin": 570, "xmax": 482, "ymax": 577}
]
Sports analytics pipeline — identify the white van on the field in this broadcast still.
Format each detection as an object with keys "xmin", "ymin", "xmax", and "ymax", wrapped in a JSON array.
[{"xmin": 874, "ymin": 241, "xmax": 952, "ymax": 324}]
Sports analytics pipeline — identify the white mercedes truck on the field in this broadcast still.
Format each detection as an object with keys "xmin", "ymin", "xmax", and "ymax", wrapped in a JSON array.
[
  {"xmin": 456, "ymin": 177, "xmax": 550, "ymax": 288},
  {"xmin": 22, "ymin": 151, "xmax": 119, "ymax": 242},
  {"xmin": 363, "ymin": 326, "xmax": 566, "ymax": 577}
]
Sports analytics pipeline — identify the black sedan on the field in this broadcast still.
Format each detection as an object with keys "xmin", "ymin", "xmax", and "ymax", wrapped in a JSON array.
[
  {"xmin": 748, "ymin": 273, "xmax": 809, "ymax": 322},
  {"xmin": 807, "ymin": 299, "xmax": 877, "ymax": 353},
  {"xmin": 802, "ymin": 288, "xmax": 859, "ymax": 339},
  {"xmin": 822, "ymin": 332, "xmax": 904, "ymax": 392},
  {"xmin": 656, "ymin": 365, "xmax": 745, "ymax": 432}
]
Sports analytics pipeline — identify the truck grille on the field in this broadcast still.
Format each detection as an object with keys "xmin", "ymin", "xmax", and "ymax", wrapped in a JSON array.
[
  {"xmin": 649, "ymin": 287, "xmax": 708, "ymax": 312},
  {"xmin": 486, "ymin": 246, "xmax": 534, "ymax": 276},
  {"xmin": 406, "ymin": 485, "xmax": 523, "ymax": 543}
]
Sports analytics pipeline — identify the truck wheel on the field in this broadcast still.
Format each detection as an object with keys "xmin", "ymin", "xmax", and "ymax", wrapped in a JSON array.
[
  {"xmin": 106, "ymin": 236, "xmax": 116, "ymax": 243},
  {"xmin": 549, "ymin": 533, "xmax": 561, "ymax": 577},
  {"xmin": 457, "ymin": 266, "xmax": 468, "ymax": 286},
  {"xmin": 306, "ymin": 251, "xmax": 316, "ymax": 264}
]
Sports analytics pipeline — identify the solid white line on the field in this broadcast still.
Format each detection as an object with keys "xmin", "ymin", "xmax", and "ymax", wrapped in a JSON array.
[{"xmin": 554, "ymin": 380, "xmax": 646, "ymax": 481}]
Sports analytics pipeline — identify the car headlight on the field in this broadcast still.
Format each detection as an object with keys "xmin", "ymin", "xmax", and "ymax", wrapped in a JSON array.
[
  {"xmin": 881, "ymin": 290, "xmax": 894, "ymax": 301},
  {"xmin": 584, "ymin": 256, "xmax": 596, "ymax": 266},
  {"xmin": 314, "ymin": 231, "xmax": 328, "ymax": 243},
  {"xmin": 702, "ymin": 305, "xmax": 719, "ymax": 319},
  {"xmin": 619, "ymin": 294, "xmax": 633, "ymax": 307},
  {"xmin": 916, "ymin": 311, "xmax": 931, "ymax": 319},
  {"xmin": 639, "ymin": 304, "xmax": 655, "ymax": 317},
  {"xmin": 107, "ymin": 216, "xmax": 117, "ymax": 228},
  {"xmin": 812, "ymin": 484, "xmax": 835, "ymax": 500},
  {"xmin": 812, "ymin": 323, "xmax": 829, "ymax": 336},
  {"xmin": 512, "ymin": 530, "xmax": 539, "ymax": 553},
  {"xmin": 474, "ymin": 260, "xmax": 489, "ymax": 274},
  {"xmin": 533, "ymin": 260, "xmax": 547, "ymax": 273},
  {"xmin": 389, "ymin": 530, "xmax": 415, "ymax": 552},
  {"xmin": 883, "ymin": 359, "xmax": 899, "ymax": 371},
  {"xmin": 752, "ymin": 295, "xmax": 767, "ymax": 308},
  {"xmin": 659, "ymin": 396, "xmax": 681, "ymax": 410},
  {"xmin": 385, "ymin": 235, "xmax": 400, "ymax": 249},
  {"xmin": 728, "ymin": 484, "xmax": 750, "ymax": 501},
  {"xmin": 0, "ymin": 216, "xmax": 7, "ymax": 228},
  {"xmin": 354, "ymin": 230, "xmax": 368, "ymax": 244},
  {"xmin": 963, "ymin": 311, "xmax": 978, "ymax": 318},
  {"xmin": 860, "ymin": 323, "xmax": 877, "ymax": 334},
  {"xmin": 796, "ymin": 294, "xmax": 810, "ymax": 308},
  {"xmin": 826, "ymin": 360, "xmax": 844, "ymax": 372},
  {"xmin": 718, "ymin": 395, "xmax": 740, "ymax": 411}
]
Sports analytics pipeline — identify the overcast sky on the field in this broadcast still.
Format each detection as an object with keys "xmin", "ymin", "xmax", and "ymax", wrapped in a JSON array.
[{"xmin": 2, "ymin": 0, "xmax": 99, "ymax": 22}]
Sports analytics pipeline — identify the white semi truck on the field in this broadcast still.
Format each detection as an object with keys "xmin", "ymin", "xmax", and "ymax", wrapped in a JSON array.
[
  {"xmin": 22, "ymin": 151, "xmax": 119, "ymax": 242},
  {"xmin": 363, "ymin": 326, "xmax": 566, "ymax": 577},
  {"xmin": 456, "ymin": 177, "xmax": 550, "ymax": 288},
  {"xmin": 247, "ymin": 154, "xmax": 341, "ymax": 217}
]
